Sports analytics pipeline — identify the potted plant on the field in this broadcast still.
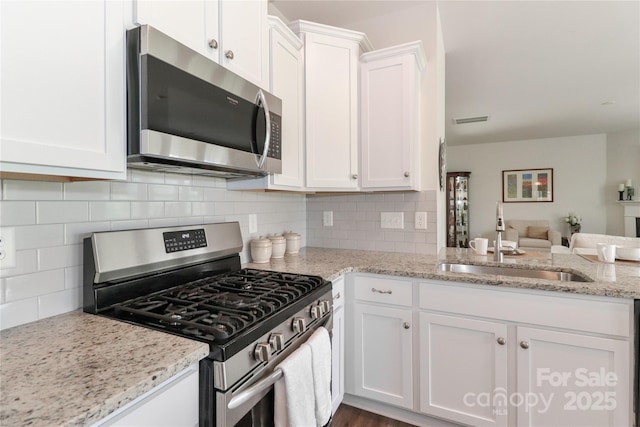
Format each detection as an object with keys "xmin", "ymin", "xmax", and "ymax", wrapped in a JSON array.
[{"xmin": 564, "ymin": 213, "xmax": 582, "ymax": 235}]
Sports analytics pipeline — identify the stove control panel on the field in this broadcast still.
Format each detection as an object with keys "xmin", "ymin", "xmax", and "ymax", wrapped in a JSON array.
[{"xmin": 163, "ymin": 228, "xmax": 207, "ymax": 253}]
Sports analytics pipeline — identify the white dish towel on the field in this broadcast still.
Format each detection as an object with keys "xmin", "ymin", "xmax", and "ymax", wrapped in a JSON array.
[
  {"xmin": 274, "ymin": 343, "xmax": 316, "ymax": 427},
  {"xmin": 307, "ymin": 327, "xmax": 332, "ymax": 427}
]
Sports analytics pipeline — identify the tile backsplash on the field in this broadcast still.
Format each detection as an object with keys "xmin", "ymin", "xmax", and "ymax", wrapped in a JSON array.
[
  {"xmin": 306, "ymin": 191, "xmax": 438, "ymax": 253},
  {"xmin": 0, "ymin": 172, "xmax": 438, "ymax": 330},
  {"xmin": 0, "ymin": 170, "xmax": 306, "ymax": 330}
]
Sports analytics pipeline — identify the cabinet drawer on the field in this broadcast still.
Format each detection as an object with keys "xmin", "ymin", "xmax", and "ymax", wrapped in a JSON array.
[
  {"xmin": 353, "ymin": 275, "xmax": 412, "ymax": 307},
  {"xmin": 332, "ymin": 276, "xmax": 345, "ymax": 310},
  {"xmin": 419, "ymin": 281, "xmax": 632, "ymax": 337}
]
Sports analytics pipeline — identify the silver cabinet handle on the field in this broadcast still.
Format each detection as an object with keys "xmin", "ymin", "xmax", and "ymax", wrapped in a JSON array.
[
  {"xmin": 254, "ymin": 89, "xmax": 271, "ymax": 169},
  {"xmin": 404, "ymin": 171, "xmax": 410, "ymax": 177},
  {"xmin": 352, "ymin": 174, "xmax": 358, "ymax": 180},
  {"xmin": 403, "ymin": 322, "xmax": 410, "ymax": 329},
  {"xmin": 225, "ymin": 50, "xmax": 234, "ymax": 59},
  {"xmin": 333, "ymin": 292, "xmax": 341, "ymax": 300},
  {"xmin": 497, "ymin": 337, "xmax": 506, "ymax": 345},
  {"xmin": 520, "ymin": 341, "xmax": 529, "ymax": 349},
  {"xmin": 208, "ymin": 39, "xmax": 218, "ymax": 49},
  {"xmin": 371, "ymin": 288, "xmax": 392, "ymax": 294}
]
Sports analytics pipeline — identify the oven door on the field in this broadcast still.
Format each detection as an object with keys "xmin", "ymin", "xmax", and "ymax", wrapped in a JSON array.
[{"xmin": 216, "ymin": 313, "xmax": 333, "ymax": 427}]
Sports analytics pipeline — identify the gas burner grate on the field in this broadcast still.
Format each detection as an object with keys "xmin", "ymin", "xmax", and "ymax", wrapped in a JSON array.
[{"xmin": 110, "ymin": 268, "xmax": 326, "ymax": 343}]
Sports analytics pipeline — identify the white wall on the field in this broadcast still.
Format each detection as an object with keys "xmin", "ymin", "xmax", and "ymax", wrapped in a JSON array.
[
  {"xmin": 606, "ymin": 129, "xmax": 640, "ymax": 236},
  {"xmin": 447, "ymin": 134, "xmax": 608, "ymax": 239},
  {"xmin": 0, "ymin": 172, "xmax": 306, "ymax": 330}
]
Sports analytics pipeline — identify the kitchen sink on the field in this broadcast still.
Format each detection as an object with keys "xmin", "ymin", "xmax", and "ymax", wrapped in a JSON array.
[{"xmin": 437, "ymin": 263, "xmax": 592, "ymax": 282}]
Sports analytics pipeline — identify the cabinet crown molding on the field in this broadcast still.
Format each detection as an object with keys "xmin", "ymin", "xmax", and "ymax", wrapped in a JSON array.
[
  {"xmin": 360, "ymin": 40, "xmax": 426, "ymax": 71},
  {"xmin": 287, "ymin": 19, "xmax": 373, "ymax": 52},
  {"xmin": 268, "ymin": 15, "xmax": 303, "ymax": 50}
]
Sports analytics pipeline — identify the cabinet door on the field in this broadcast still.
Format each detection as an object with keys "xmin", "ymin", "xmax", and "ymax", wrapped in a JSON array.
[
  {"xmin": 95, "ymin": 364, "xmax": 199, "ymax": 426},
  {"xmin": 419, "ymin": 312, "xmax": 508, "ymax": 427},
  {"xmin": 352, "ymin": 303, "xmax": 413, "ymax": 408},
  {"xmin": 516, "ymin": 327, "xmax": 630, "ymax": 427},
  {"xmin": 331, "ymin": 304, "xmax": 345, "ymax": 415},
  {"xmin": 269, "ymin": 22, "xmax": 304, "ymax": 188},
  {"xmin": 304, "ymin": 33, "xmax": 359, "ymax": 190},
  {"xmin": 134, "ymin": 0, "xmax": 219, "ymax": 61},
  {"xmin": 219, "ymin": 0, "xmax": 268, "ymax": 88},
  {"xmin": 360, "ymin": 54, "xmax": 417, "ymax": 190},
  {"xmin": 0, "ymin": 0, "xmax": 126, "ymax": 180}
]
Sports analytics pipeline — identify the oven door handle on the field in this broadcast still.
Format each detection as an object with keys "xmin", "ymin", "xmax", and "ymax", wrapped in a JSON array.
[{"xmin": 227, "ymin": 368, "xmax": 283, "ymax": 410}]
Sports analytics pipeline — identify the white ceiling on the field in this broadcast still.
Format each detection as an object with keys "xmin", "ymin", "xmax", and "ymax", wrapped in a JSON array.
[{"xmin": 270, "ymin": 0, "xmax": 640, "ymax": 146}]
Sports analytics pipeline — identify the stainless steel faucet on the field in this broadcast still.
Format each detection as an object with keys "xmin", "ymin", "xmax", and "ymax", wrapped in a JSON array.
[{"xmin": 494, "ymin": 201, "xmax": 505, "ymax": 262}]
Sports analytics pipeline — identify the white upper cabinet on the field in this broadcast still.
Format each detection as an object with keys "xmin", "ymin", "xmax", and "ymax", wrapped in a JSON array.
[
  {"xmin": 0, "ymin": 0, "xmax": 126, "ymax": 180},
  {"xmin": 289, "ymin": 20, "xmax": 372, "ymax": 191},
  {"xmin": 134, "ymin": 0, "xmax": 216, "ymax": 58},
  {"xmin": 266, "ymin": 17, "xmax": 304, "ymax": 188},
  {"xmin": 219, "ymin": 0, "xmax": 268, "ymax": 88},
  {"xmin": 134, "ymin": 0, "xmax": 268, "ymax": 89},
  {"xmin": 227, "ymin": 15, "xmax": 304, "ymax": 191},
  {"xmin": 360, "ymin": 42, "xmax": 426, "ymax": 191}
]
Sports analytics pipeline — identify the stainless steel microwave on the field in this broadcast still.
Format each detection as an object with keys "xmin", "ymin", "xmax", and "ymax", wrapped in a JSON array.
[{"xmin": 126, "ymin": 25, "xmax": 282, "ymax": 178}]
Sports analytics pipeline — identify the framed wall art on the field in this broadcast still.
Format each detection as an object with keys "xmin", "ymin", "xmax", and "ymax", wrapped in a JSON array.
[{"xmin": 502, "ymin": 168, "xmax": 553, "ymax": 203}]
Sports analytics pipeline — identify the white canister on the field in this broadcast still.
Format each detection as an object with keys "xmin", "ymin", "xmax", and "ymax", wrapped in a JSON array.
[
  {"xmin": 283, "ymin": 231, "xmax": 301, "ymax": 255},
  {"xmin": 268, "ymin": 234, "xmax": 286, "ymax": 259},
  {"xmin": 250, "ymin": 237, "xmax": 272, "ymax": 263}
]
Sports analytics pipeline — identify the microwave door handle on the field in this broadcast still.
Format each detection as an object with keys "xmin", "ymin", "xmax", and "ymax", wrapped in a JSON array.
[{"xmin": 255, "ymin": 89, "xmax": 271, "ymax": 169}]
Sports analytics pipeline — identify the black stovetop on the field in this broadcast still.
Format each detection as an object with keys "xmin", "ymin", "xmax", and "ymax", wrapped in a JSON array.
[
  {"xmin": 111, "ymin": 269, "xmax": 324, "ymax": 341},
  {"xmin": 101, "ymin": 268, "xmax": 330, "ymax": 360}
]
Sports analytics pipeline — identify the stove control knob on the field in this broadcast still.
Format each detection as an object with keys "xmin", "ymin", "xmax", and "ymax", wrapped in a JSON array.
[
  {"xmin": 254, "ymin": 343, "xmax": 271, "ymax": 362},
  {"xmin": 310, "ymin": 305, "xmax": 322, "ymax": 319},
  {"xmin": 320, "ymin": 300, "xmax": 331, "ymax": 314},
  {"xmin": 269, "ymin": 333, "xmax": 285, "ymax": 351},
  {"xmin": 292, "ymin": 317, "xmax": 306, "ymax": 333}
]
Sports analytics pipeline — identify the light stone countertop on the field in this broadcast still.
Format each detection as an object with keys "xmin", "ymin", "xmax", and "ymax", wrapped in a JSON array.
[
  {"xmin": 0, "ymin": 310, "xmax": 209, "ymax": 427},
  {"xmin": 245, "ymin": 247, "xmax": 640, "ymax": 299},
  {"xmin": 2, "ymin": 247, "xmax": 638, "ymax": 427}
]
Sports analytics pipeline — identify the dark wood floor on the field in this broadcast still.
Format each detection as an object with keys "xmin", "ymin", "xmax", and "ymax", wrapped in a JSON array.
[{"xmin": 331, "ymin": 404, "xmax": 417, "ymax": 427}]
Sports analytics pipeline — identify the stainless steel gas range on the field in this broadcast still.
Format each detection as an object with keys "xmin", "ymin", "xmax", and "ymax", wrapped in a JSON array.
[{"xmin": 83, "ymin": 222, "xmax": 332, "ymax": 427}]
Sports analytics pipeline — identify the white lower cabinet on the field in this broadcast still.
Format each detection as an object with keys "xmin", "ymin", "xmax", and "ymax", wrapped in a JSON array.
[
  {"xmin": 516, "ymin": 327, "xmax": 630, "ymax": 427},
  {"xmin": 419, "ymin": 312, "xmax": 508, "ymax": 427},
  {"xmin": 418, "ymin": 281, "xmax": 633, "ymax": 427},
  {"xmin": 331, "ymin": 276, "xmax": 345, "ymax": 414},
  {"xmin": 92, "ymin": 364, "xmax": 199, "ymax": 427},
  {"xmin": 347, "ymin": 275, "xmax": 413, "ymax": 410},
  {"xmin": 352, "ymin": 303, "xmax": 413, "ymax": 409},
  {"xmin": 345, "ymin": 274, "xmax": 634, "ymax": 427}
]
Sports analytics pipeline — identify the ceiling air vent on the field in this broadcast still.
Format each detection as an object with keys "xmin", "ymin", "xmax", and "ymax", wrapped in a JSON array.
[{"xmin": 453, "ymin": 116, "xmax": 489, "ymax": 125}]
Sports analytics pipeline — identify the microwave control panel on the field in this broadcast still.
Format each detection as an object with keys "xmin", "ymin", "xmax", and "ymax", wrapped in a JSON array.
[{"xmin": 267, "ymin": 114, "xmax": 281, "ymax": 160}]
